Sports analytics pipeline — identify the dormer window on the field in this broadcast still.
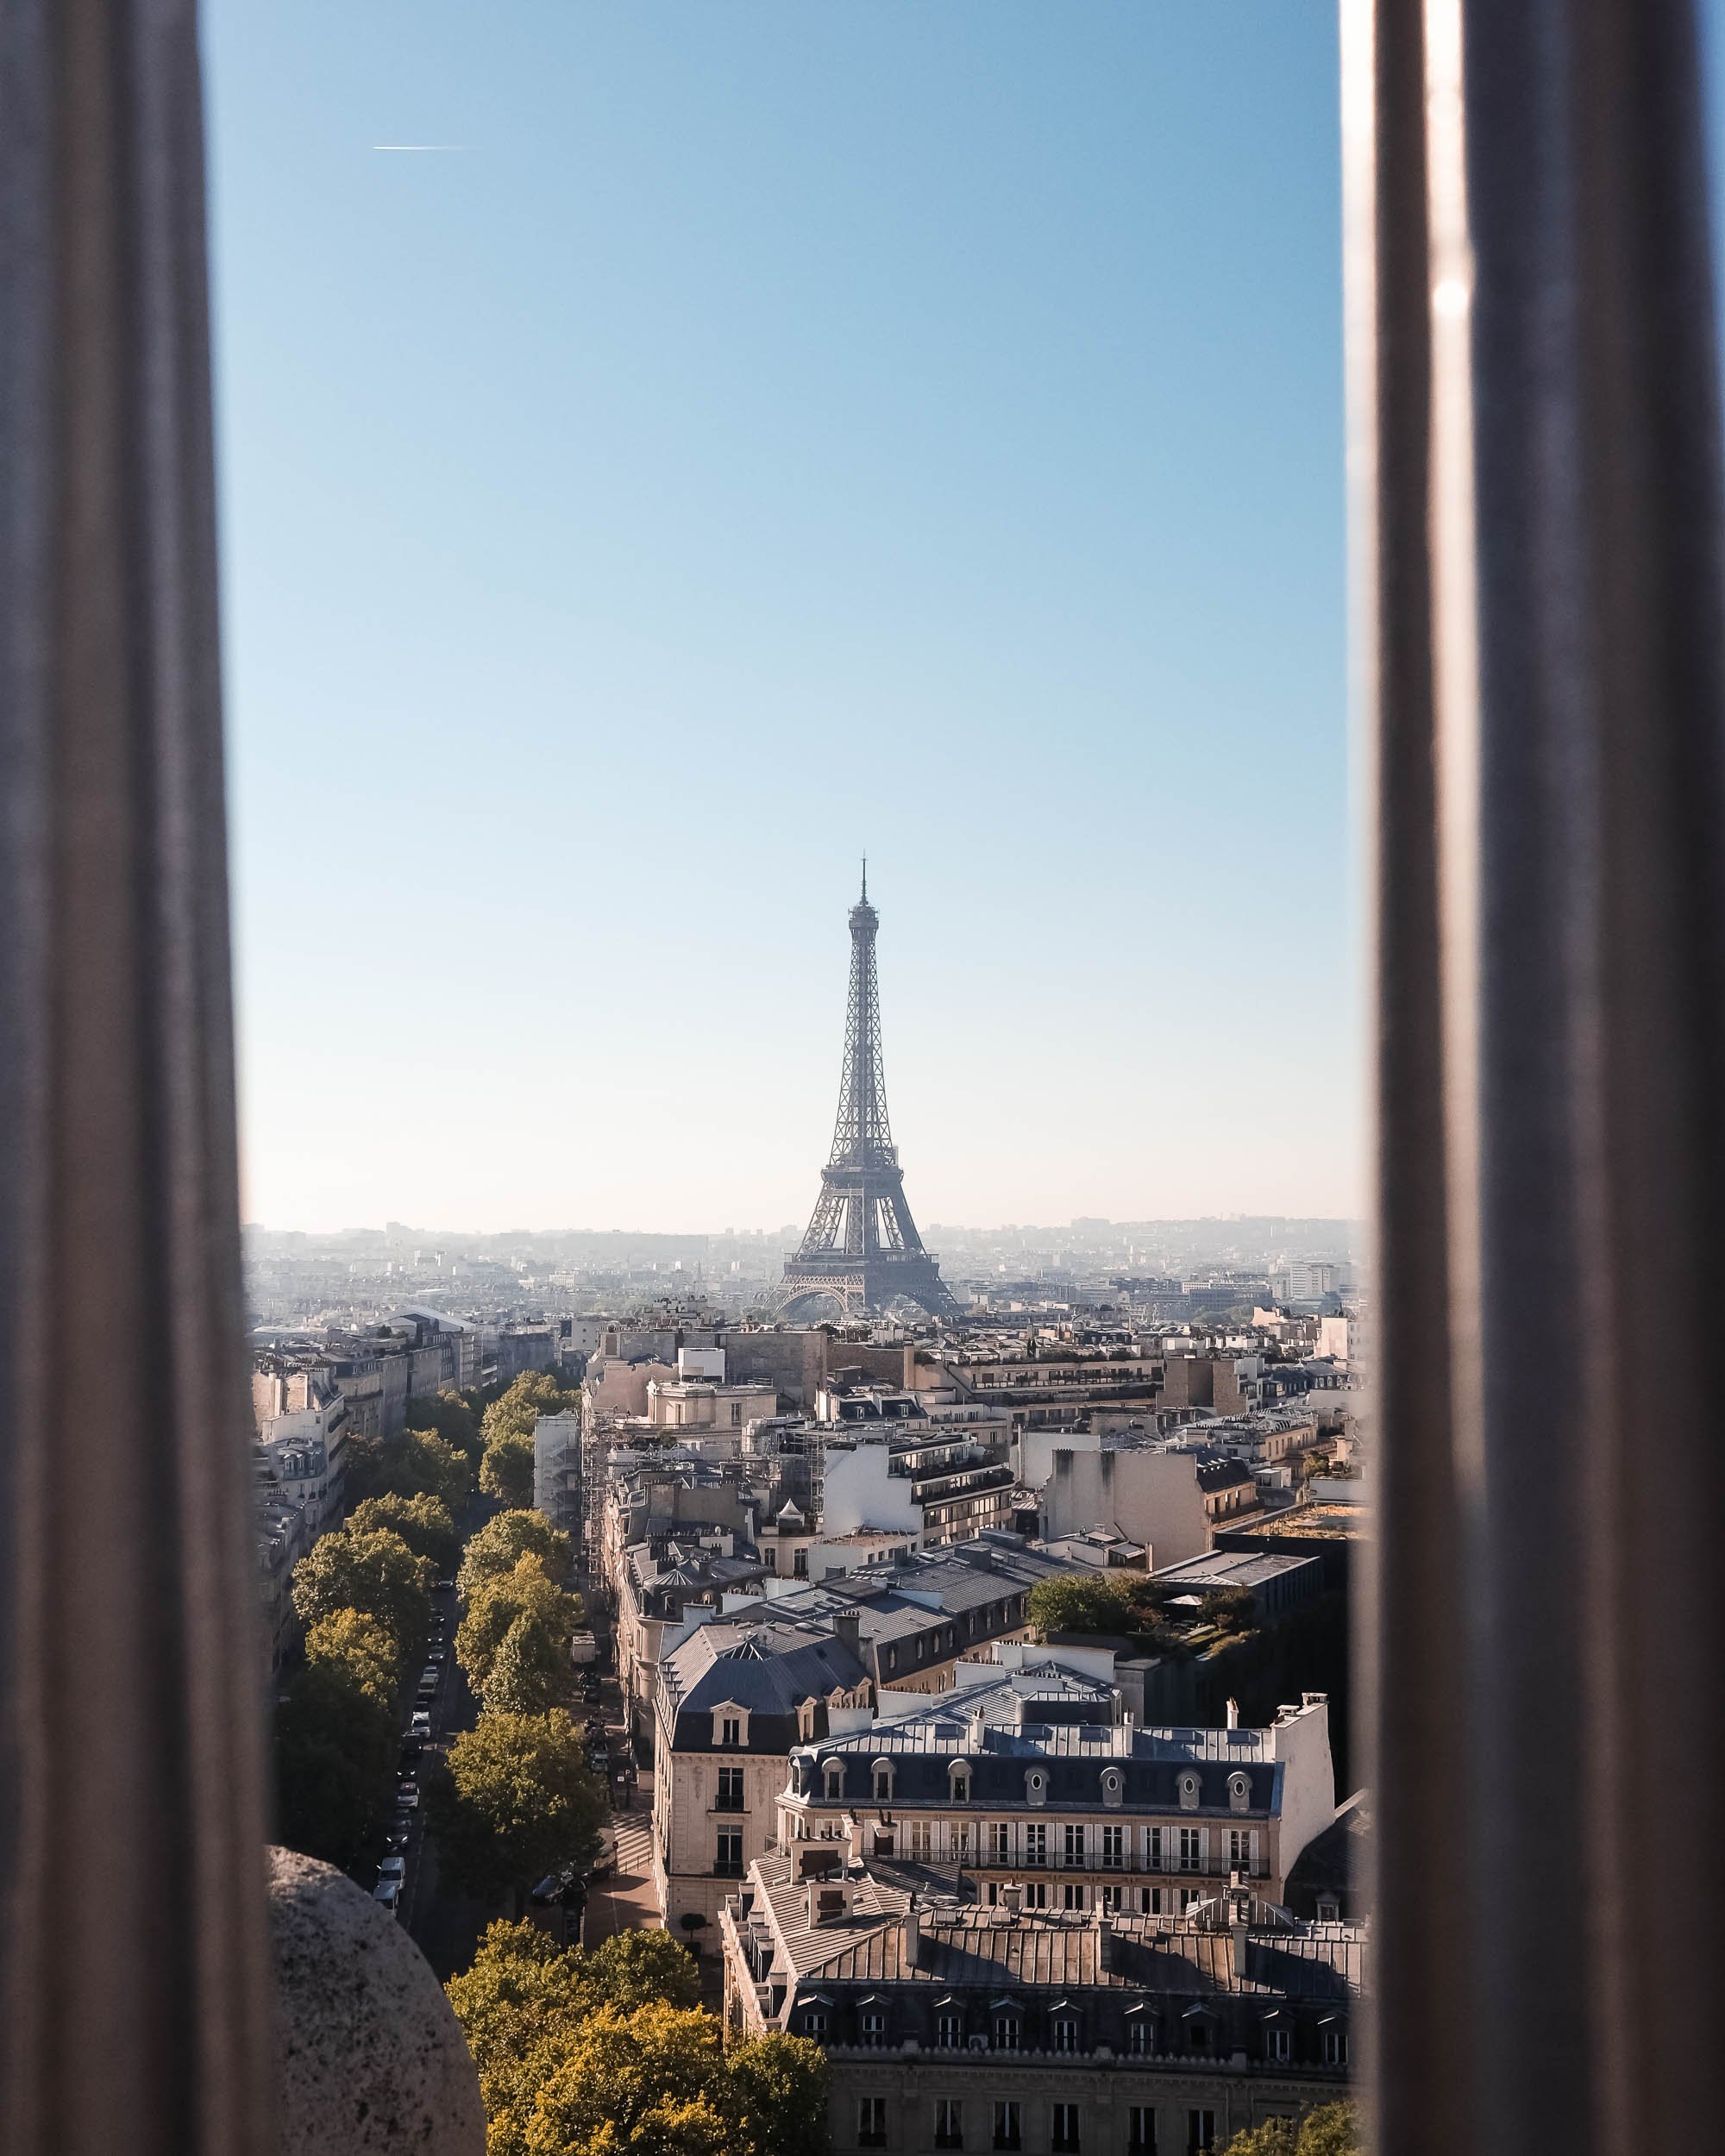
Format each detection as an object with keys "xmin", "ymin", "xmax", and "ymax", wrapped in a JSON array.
[
  {"xmin": 1177, "ymin": 1770, "xmax": 1201, "ymax": 1811},
  {"xmin": 1101, "ymin": 1766, "xmax": 1124, "ymax": 1808},
  {"xmin": 1025, "ymin": 1769, "xmax": 1048, "ymax": 1806},
  {"xmin": 712, "ymin": 1705, "xmax": 749, "ymax": 1747},
  {"xmin": 949, "ymin": 1761, "xmax": 972, "ymax": 1802},
  {"xmin": 824, "ymin": 1760, "xmax": 845, "ymax": 1801},
  {"xmin": 1227, "ymin": 1771, "xmax": 1251, "ymax": 1813},
  {"xmin": 1052, "ymin": 2015, "xmax": 1078, "ymax": 2053},
  {"xmin": 872, "ymin": 1759, "xmax": 895, "ymax": 1803}
]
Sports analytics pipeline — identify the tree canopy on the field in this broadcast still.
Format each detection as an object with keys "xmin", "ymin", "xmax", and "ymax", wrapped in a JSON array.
[
  {"xmin": 481, "ymin": 1369, "xmax": 580, "ymax": 1446},
  {"xmin": 406, "ymin": 1388, "xmax": 482, "ymax": 1457},
  {"xmin": 482, "ymin": 1612, "xmax": 580, "ymax": 1718},
  {"xmin": 446, "ymin": 1923, "xmax": 822, "ymax": 2156},
  {"xmin": 458, "ymin": 1509, "xmax": 576, "ymax": 1601},
  {"xmin": 303, "ymin": 1607, "xmax": 398, "ymax": 1710},
  {"xmin": 1222, "ymin": 2105, "xmax": 1359, "ymax": 2156},
  {"xmin": 428, "ymin": 1708, "xmax": 605, "ymax": 1904},
  {"xmin": 479, "ymin": 1430, "xmax": 537, "ymax": 1509},
  {"xmin": 343, "ymin": 1425, "xmax": 472, "ymax": 1511},
  {"xmin": 456, "ymin": 1555, "xmax": 583, "ymax": 1697},
  {"xmin": 291, "ymin": 1526, "xmax": 430, "ymax": 1662},
  {"xmin": 274, "ymin": 1645, "xmax": 396, "ymax": 1862},
  {"xmin": 348, "ymin": 1491, "xmax": 460, "ymax": 1574},
  {"xmin": 1026, "ymin": 1571, "xmax": 1136, "ymax": 1639}
]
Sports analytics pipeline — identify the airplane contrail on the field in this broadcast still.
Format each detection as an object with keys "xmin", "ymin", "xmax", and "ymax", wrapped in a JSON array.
[{"xmin": 372, "ymin": 144, "xmax": 466, "ymax": 152}]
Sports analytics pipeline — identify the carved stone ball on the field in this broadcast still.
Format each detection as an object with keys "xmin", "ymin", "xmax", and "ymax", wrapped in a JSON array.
[{"xmin": 267, "ymin": 1845, "xmax": 486, "ymax": 2155}]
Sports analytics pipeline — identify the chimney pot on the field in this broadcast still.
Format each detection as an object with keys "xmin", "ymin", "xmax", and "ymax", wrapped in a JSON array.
[{"xmin": 1226, "ymin": 1698, "xmax": 1239, "ymax": 1730}]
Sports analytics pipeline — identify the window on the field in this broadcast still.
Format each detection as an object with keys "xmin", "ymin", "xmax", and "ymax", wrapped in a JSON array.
[
  {"xmin": 1324, "ymin": 2028, "xmax": 1350, "ymax": 2067},
  {"xmin": 1026, "ymin": 1769, "xmax": 1048, "ymax": 1804},
  {"xmin": 1128, "ymin": 2107, "xmax": 1157, "ymax": 2153},
  {"xmin": 1187, "ymin": 2113, "xmax": 1216, "ymax": 2154},
  {"xmin": 717, "ymin": 1767, "xmax": 744, "ymax": 1811},
  {"xmin": 935, "ymin": 2097, "xmax": 963, "ymax": 2149},
  {"xmin": 720, "ymin": 1717, "xmax": 741, "ymax": 1747},
  {"xmin": 825, "ymin": 1763, "xmax": 844, "ymax": 1801},
  {"xmin": 1052, "ymin": 2015, "xmax": 1078, "ymax": 2053},
  {"xmin": 1052, "ymin": 2103, "xmax": 1081, "ymax": 2153},
  {"xmin": 1101, "ymin": 1825, "xmax": 1124, "ymax": 1869},
  {"xmin": 1264, "ymin": 2024, "xmax": 1290, "ymax": 2062},
  {"xmin": 912, "ymin": 1820, "xmax": 933, "ymax": 1859},
  {"xmin": 861, "ymin": 2011, "xmax": 886, "ymax": 2047},
  {"xmin": 873, "ymin": 1761, "xmax": 894, "ymax": 1802},
  {"xmin": 1063, "ymin": 1823, "xmax": 1086, "ymax": 1868},
  {"xmin": 1147, "ymin": 1827, "xmax": 1164, "ymax": 1871},
  {"xmin": 858, "ymin": 2096, "xmax": 887, "ymax": 2149},
  {"xmin": 1062, "ymin": 1883, "xmax": 1084, "ymax": 1910},
  {"xmin": 715, "ymin": 1829, "xmax": 743, "ymax": 1876},
  {"xmin": 993, "ymin": 2101, "xmax": 1022, "ymax": 2152},
  {"xmin": 1188, "ymin": 2020, "xmax": 1210, "ymax": 2054},
  {"xmin": 950, "ymin": 1764, "xmax": 971, "ymax": 1802},
  {"xmin": 937, "ymin": 2011, "xmax": 962, "ymax": 2049},
  {"xmin": 1178, "ymin": 1772, "xmax": 1201, "ymax": 1811},
  {"xmin": 1179, "ymin": 1827, "xmax": 1202, "ymax": 1872},
  {"xmin": 1101, "ymin": 1883, "xmax": 1123, "ymax": 1913},
  {"xmin": 1228, "ymin": 1827, "xmax": 1254, "ymax": 1873},
  {"xmin": 1025, "ymin": 1824, "xmax": 1047, "ymax": 1867},
  {"xmin": 1127, "ymin": 2017, "xmax": 1152, "ymax": 2055},
  {"xmin": 993, "ymin": 2013, "xmax": 1019, "ymax": 2051},
  {"xmin": 731, "ymin": 1401, "xmax": 743, "ymax": 1425},
  {"xmin": 1023, "ymin": 1881, "xmax": 1048, "ymax": 1908},
  {"xmin": 1179, "ymin": 1888, "xmax": 1199, "ymax": 1914},
  {"xmin": 1227, "ymin": 1771, "xmax": 1251, "ymax": 1813},
  {"xmin": 794, "ymin": 1549, "xmax": 807, "ymax": 1578},
  {"xmin": 988, "ymin": 1821, "xmax": 1011, "ymax": 1864},
  {"xmin": 951, "ymin": 1821, "xmax": 972, "ymax": 1862}
]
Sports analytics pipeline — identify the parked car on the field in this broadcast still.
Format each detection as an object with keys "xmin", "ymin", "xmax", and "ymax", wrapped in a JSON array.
[
  {"xmin": 410, "ymin": 1711, "xmax": 431, "ymax": 1736},
  {"xmin": 378, "ymin": 1855, "xmax": 406, "ymax": 1881},
  {"xmin": 396, "ymin": 1781, "xmax": 420, "ymax": 1810},
  {"xmin": 373, "ymin": 1877, "xmax": 401, "ymax": 1909}
]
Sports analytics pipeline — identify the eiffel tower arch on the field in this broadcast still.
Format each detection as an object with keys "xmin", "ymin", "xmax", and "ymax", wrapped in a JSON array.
[{"xmin": 778, "ymin": 870, "xmax": 961, "ymax": 1322}]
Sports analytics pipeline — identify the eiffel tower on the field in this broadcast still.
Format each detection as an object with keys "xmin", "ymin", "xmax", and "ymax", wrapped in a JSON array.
[{"xmin": 779, "ymin": 868, "xmax": 961, "ymax": 1321}]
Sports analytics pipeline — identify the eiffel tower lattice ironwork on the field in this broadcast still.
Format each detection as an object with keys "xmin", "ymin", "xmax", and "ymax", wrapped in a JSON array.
[{"xmin": 778, "ymin": 868, "xmax": 960, "ymax": 1320}]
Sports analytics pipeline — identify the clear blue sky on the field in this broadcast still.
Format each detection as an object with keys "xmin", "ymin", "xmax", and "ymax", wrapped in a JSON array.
[{"xmin": 205, "ymin": 1, "xmax": 1352, "ymax": 1234}]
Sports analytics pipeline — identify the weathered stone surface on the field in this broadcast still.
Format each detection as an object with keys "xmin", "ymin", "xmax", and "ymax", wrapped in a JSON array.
[{"xmin": 267, "ymin": 1845, "xmax": 486, "ymax": 2155}]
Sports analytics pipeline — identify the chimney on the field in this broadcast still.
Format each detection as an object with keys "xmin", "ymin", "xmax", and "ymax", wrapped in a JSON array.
[
  {"xmin": 903, "ymin": 1905, "xmax": 921, "ymax": 1965},
  {"xmin": 832, "ymin": 1609, "xmax": 862, "ymax": 1661},
  {"xmin": 1226, "ymin": 1698, "xmax": 1239, "ymax": 1730},
  {"xmin": 1095, "ymin": 1909, "xmax": 1114, "ymax": 1971},
  {"xmin": 1000, "ymin": 1883, "xmax": 1024, "ymax": 1919},
  {"xmin": 1229, "ymin": 1879, "xmax": 1252, "ymax": 1978}
]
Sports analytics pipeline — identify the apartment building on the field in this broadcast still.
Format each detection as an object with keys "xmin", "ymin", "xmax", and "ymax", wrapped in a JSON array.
[
  {"xmin": 778, "ymin": 1670, "xmax": 1335, "ymax": 1912},
  {"xmin": 721, "ymin": 1852, "xmax": 1362, "ymax": 2154}
]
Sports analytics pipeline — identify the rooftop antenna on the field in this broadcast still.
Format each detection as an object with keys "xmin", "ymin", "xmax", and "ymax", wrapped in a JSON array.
[{"xmin": 861, "ymin": 853, "xmax": 868, "ymax": 902}]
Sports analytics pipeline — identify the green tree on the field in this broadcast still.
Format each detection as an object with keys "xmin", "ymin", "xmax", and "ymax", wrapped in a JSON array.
[
  {"xmin": 581, "ymin": 1927, "xmax": 701, "ymax": 2013},
  {"xmin": 428, "ymin": 1708, "xmax": 605, "ymax": 1905},
  {"xmin": 348, "ymin": 1491, "xmax": 460, "ymax": 1574},
  {"xmin": 520, "ymin": 2003, "xmax": 741, "ymax": 2156},
  {"xmin": 1222, "ymin": 2107, "xmax": 1359, "ymax": 2156},
  {"xmin": 483, "ymin": 1611, "xmax": 580, "ymax": 1717},
  {"xmin": 407, "ymin": 1388, "xmax": 482, "ymax": 1457},
  {"xmin": 447, "ymin": 1922, "xmax": 591, "ymax": 2156},
  {"xmin": 480, "ymin": 1430, "xmax": 538, "ymax": 1508},
  {"xmin": 482, "ymin": 1369, "xmax": 579, "ymax": 1446},
  {"xmin": 459, "ymin": 1508, "xmax": 576, "ymax": 1601},
  {"xmin": 457, "ymin": 1555, "xmax": 584, "ymax": 1696},
  {"xmin": 303, "ymin": 1607, "xmax": 398, "ymax": 1709},
  {"xmin": 1199, "ymin": 1584, "xmax": 1258, "ymax": 1634},
  {"xmin": 274, "ymin": 1651, "xmax": 396, "ymax": 1862},
  {"xmin": 291, "ymin": 1526, "xmax": 430, "ymax": 1663},
  {"xmin": 343, "ymin": 1425, "xmax": 472, "ymax": 1510},
  {"xmin": 726, "ymin": 2033, "xmax": 831, "ymax": 2156},
  {"xmin": 1026, "ymin": 1572, "xmax": 1132, "ymax": 1638}
]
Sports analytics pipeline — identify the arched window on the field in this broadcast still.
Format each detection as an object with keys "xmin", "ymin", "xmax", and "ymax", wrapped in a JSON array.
[
  {"xmin": 1177, "ymin": 1770, "xmax": 1201, "ymax": 1811},
  {"xmin": 949, "ymin": 1760, "xmax": 972, "ymax": 1802},
  {"xmin": 1227, "ymin": 1771, "xmax": 1251, "ymax": 1813},
  {"xmin": 1101, "ymin": 1765, "xmax": 1124, "ymax": 1808},
  {"xmin": 872, "ymin": 1758, "xmax": 895, "ymax": 1803},
  {"xmin": 824, "ymin": 1760, "xmax": 844, "ymax": 1802}
]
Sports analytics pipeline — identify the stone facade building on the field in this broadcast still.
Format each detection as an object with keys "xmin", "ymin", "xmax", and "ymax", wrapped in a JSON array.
[{"xmin": 722, "ymin": 1851, "xmax": 1363, "ymax": 2153}]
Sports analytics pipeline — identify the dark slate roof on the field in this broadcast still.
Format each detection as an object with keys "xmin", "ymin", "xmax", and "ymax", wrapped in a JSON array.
[{"xmin": 662, "ymin": 1619, "xmax": 871, "ymax": 1739}]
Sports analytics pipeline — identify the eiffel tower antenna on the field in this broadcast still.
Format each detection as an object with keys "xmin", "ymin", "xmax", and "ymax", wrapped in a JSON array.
[{"xmin": 778, "ymin": 872, "xmax": 958, "ymax": 1321}]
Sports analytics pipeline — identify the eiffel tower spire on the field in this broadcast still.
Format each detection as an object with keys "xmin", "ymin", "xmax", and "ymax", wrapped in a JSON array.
[{"xmin": 779, "ymin": 874, "xmax": 958, "ymax": 1320}]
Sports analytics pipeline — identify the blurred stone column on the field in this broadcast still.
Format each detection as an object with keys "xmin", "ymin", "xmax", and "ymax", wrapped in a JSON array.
[{"xmin": 0, "ymin": 3, "xmax": 274, "ymax": 2152}]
